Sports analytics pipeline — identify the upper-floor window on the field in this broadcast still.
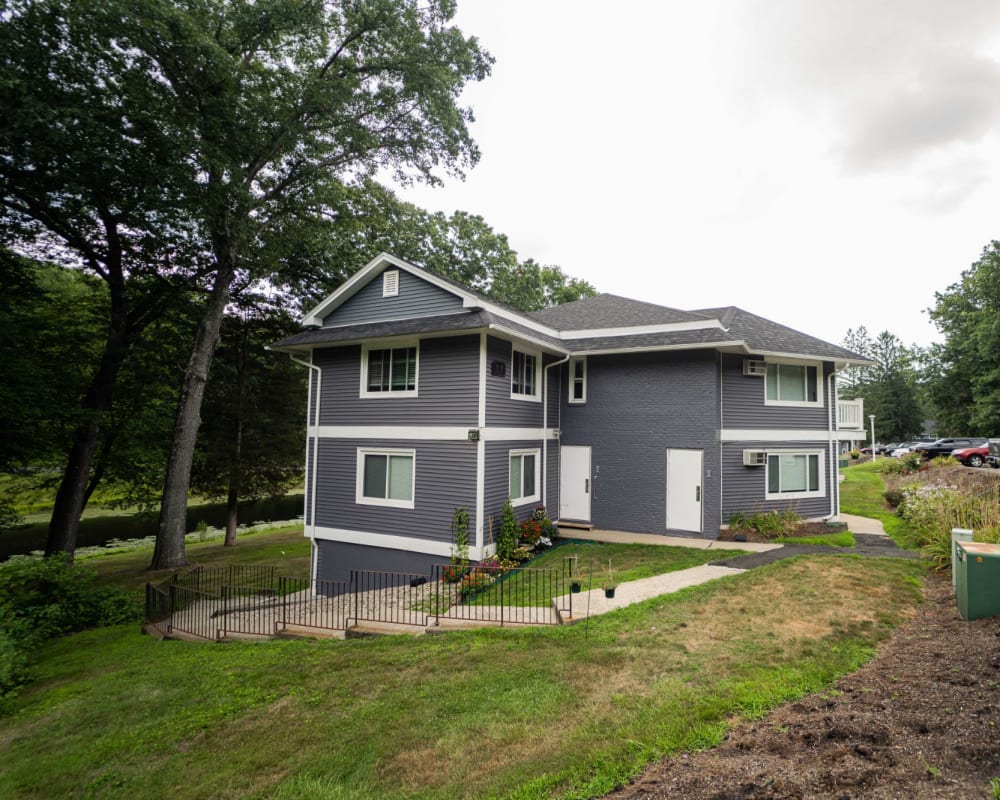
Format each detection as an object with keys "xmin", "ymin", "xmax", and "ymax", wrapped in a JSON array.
[
  {"xmin": 568, "ymin": 357, "xmax": 587, "ymax": 403},
  {"xmin": 766, "ymin": 451, "xmax": 824, "ymax": 499},
  {"xmin": 511, "ymin": 347, "xmax": 540, "ymax": 400},
  {"xmin": 765, "ymin": 362, "xmax": 821, "ymax": 406},
  {"xmin": 362, "ymin": 343, "xmax": 418, "ymax": 397}
]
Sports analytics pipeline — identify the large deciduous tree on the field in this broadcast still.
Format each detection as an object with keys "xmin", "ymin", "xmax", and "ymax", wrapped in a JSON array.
[
  {"xmin": 927, "ymin": 241, "xmax": 1000, "ymax": 435},
  {"xmin": 2, "ymin": 0, "xmax": 492, "ymax": 567},
  {"xmin": 0, "ymin": 1, "xmax": 211, "ymax": 558}
]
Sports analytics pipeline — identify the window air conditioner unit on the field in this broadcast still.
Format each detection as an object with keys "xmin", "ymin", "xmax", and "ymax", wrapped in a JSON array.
[
  {"xmin": 743, "ymin": 449, "xmax": 767, "ymax": 466},
  {"xmin": 743, "ymin": 359, "xmax": 767, "ymax": 377}
]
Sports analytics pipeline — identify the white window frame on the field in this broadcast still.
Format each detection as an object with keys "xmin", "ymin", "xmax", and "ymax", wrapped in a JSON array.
[
  {"xmin": 568, "ymin": 356, "xmax": 587, "ymax": 404},
  {"xmin": 764, "ymin": 359, "xmax": 823, "ymax": 407},
  {"xmin": 510, "ymin": 345, "xmax": 542, "ymax": 402},
  {"xmin": 360, "ymin": 341, "xmax": 419, "ymax": 398},
  {"xmin": 509, "ymin": 448, "xmax": 541, "ymax": 506},
  {"xmin": 765, "ymin": 449, "xmax": 825, "ymax": 500},
  {"xmin": 356, "ymin": 448, "xmax": 416, "ymax": 509}
]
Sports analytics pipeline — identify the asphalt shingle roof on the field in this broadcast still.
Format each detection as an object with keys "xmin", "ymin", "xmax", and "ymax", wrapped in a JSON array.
[{"xmin": 527, "ymin": 293, "xmax": 709, "ymax": 330}]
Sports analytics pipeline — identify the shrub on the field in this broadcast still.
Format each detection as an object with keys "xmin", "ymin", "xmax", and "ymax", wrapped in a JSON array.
[
  {"xmin": 883, "ymin": 489, "xmax": 905, "ymax": 508},
  {"xmin": 728, "ymin": 509, "xmax": 801, "ymax": 540},
  {"xmin": 850, "ymin": 450, "xmax": 860, "ymax": 459},
  {"xmin": 449, "ymin": 507, "xmax": 470, "ymax": 569},
  {"xmin": 496, "ymin": 498, "xmax": 518, "ymax": 561},
  {"xmin": 0, "ymin": 554, "xmax": 142, "ymax": 713}
]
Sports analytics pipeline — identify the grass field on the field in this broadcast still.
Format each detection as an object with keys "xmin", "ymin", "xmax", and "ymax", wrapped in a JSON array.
[
  {"xmin": 0, "ymin": 527, "xmax": 924, "ymax": 800},
  {"xmin": 839, "ymin": 461, "xmax": 911, "ymax": 545}
]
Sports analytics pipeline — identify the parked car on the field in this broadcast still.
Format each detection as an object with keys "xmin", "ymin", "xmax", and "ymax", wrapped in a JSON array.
[
  {"xmin": 875, "ymin": 442, "xmax": 901, "ymax": 455},
  {"xmin": 987, "ymin": 439, "xmax": 1000, "ymax": 468},
  {"xmin": 890, "ymin": 441, "xmax": 926, "ymax": 457},
  {"xmin": 952, "ymin": 444, "xmax": 990, "ymax": 467},
  {"xmin": 914, "ymin": 437, "xmax": 987, "ymax": 460}
]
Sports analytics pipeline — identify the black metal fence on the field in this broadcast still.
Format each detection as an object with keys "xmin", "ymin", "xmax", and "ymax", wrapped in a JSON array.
[{"xmin": 145, "ymin": 562, "xmax": 568, "ymax": 642}]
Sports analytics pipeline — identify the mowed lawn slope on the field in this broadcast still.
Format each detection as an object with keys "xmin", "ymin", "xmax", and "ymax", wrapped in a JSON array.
[{"xmin": 0, "ymin": 548, "xmax": 923, "ymax": 800}]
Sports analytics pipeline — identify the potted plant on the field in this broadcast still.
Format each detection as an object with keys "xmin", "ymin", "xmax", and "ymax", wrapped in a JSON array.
[
  {"xmin": 570, "ymin": 569, "xmax": 587, "ymax": 593},
  {"xmin": 602, "ymin": 559, "xmax": 616, "ymax": 598}
]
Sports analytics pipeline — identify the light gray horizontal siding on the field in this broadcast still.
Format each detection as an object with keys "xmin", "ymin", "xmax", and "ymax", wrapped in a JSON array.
[
  {"xmin": 485, "ymin": 335, "xmax": 547, "ymax": 427},
  {"xmin": 559, "ymin": 351, "xmax": 721, "ymax": 536},
  {"xmin": 721, "ymin": 354, "xmax": 834, "ymax": 429},
  {"xmin": 323, "ymin": 267, "xmax": 463, "ymax": 327},
  {"xmin": 721, "ymin": 441, "xmax": 831, "ymax": 522},
  {"xmin": 312, "ymin": 438, "xmax": 478, "ymax": 543},
  {"xmin": 313, "ymin": 335, "xmax": 480, "ymax": 425}
]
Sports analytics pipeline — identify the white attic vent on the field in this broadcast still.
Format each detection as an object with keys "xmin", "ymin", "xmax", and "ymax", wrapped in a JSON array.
[
  {"xmin": 743, "ymin": 449, "xmax": 767, "ymax": 466},
  {"xmin": 382, "ymin": 269, "xmax": 399, "ymax": 297},
  {"xmin": 743, "ymin": 359, "xmax": 767, "ymax": 377}
]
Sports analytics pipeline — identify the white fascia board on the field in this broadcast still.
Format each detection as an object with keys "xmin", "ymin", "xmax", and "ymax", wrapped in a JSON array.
[
  {"xmin": 573, "ymin": 340, "xmax": 748, "ymax": 357},
  {"xmin": 486, "ymin": 324, "xmax": 569, "ymax": 356},
  {"xmin": 754, "ymin": 350, "xmax": 874, "ymax": 367},
  {"xmin": 721, "ymin": 429, "xmax": 835, "ymax": 442},
  {"xmin": 480, "ymin": 427, "xmax": 559, "ymax": 441},
  {"xmin": 560, "ymin": 318, "xmax": 725, "ymax": 339},
  {"xmin": 311, "ymin": 526, "xmax": 494, "ymax": 560}
]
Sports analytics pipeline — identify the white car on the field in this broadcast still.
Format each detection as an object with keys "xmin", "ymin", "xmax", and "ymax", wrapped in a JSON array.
[{"xmin": 890, "ymin": 442, "xmax": 923, "ymax": 457}]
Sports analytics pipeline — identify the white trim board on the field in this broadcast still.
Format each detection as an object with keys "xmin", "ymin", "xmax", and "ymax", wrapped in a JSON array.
[
  {"xmin": 721, "ymin": 429, "xmax": 834, "ymax": 442},
  {"xmin": 311, "ymin": 425, "xmax": 559, "ymax": 441},
  {"xmin": 310, "ymin": 525, "xmax": 494, "ymax": 561},
  {"xmin": 560, "ymin": 318, "xmax": 724, "ymax": 339}
]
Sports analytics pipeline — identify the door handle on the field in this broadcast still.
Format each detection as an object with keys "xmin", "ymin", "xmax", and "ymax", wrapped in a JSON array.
[
  {"xmin": 584, "ymin": 478, "xmax": 589, "ymax": 493},
  {"xmin": 695, "ymin": 486, "xmax": 701, "ymax": 502}
]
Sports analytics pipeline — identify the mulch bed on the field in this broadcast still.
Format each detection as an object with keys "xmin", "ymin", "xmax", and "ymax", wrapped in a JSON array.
[{"xmin": 607, "ymin": 573, "xmax": 1000, "ymax": 799}]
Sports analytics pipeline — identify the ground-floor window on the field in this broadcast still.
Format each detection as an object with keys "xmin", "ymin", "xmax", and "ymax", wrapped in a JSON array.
[
  {"xmin": 766, "ymin": 451, "xmax": 824, "ymax": 499},
  {"xmin": 509, "ymin": 449, "xmax": 540, "ymax": 505},
  {"xmin": 357, "ymin": 448, "xmax": 415, "ymax": 508}
]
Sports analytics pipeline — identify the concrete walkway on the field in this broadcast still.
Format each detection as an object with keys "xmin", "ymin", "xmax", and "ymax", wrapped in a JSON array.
[{"xmin": 554, "ymin": 514, "xmax": 918, "ymax": 621}]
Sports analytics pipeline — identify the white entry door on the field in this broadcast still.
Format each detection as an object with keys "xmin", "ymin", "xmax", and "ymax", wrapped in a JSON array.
[
  {"xmin": 559, "ymin": 445, "xmax": 591, "ymax": 522},
  {"xmin": 666, "ymin": 448, "xmax": 703, "ymax": 533}
]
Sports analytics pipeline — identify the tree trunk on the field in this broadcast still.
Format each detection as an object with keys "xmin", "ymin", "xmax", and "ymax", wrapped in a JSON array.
[
  {"xmin": 224, "ymin": 319, "xmax": 248, "ymax": 548},
  {"xmin": 224, "ymin": 479, "xmax": 239, "ymax": 547},
  {"xmin": 45, "ymin": 326, "xmax": 128, "ymax": 560},
  {"xmin": 151, "ymin": 262, "xmax": 235, "ymax": 570}
]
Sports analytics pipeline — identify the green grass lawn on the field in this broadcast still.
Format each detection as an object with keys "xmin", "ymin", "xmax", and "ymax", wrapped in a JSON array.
[
  {"xmin": 839, "ymin": 461, "xmax": 912, "ymax": 546},
  {"xmin": 0, "ymin": 532, "xmax": 924, "ymax": 800},
  {"xmin": 476, "ymin": 541, "xmax": 750, "ymax": 607},
  {"xmin": 777, "ymin": 531, "xmax": 856, "ymax": 547}
]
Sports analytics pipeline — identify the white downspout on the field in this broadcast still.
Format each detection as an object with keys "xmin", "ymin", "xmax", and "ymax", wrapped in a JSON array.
[
  {"xmin": 827, "ymin": 369, "xmax": 838, "ymax": 522},
  {"xmin": 289, "ymin": 353, "xmax": 322, "ymax": 581},
  {"xmin": 543, "ymin": 355, "xmax": 571, "ymax": 511}
]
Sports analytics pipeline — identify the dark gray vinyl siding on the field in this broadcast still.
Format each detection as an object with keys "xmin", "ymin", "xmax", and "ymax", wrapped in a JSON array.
[
  {"xmin": 484, "ymin": 440, "xmax": 546, "ymax": 532},
  {"xmin": 312, "ymin": 335, "xmax": 479, "ymax": 425},
  {"xmin": 720, "ymin": 441, "xmax": 832, "ymax": 522},
  {"xmin": 485, "ymin": 335, "xmax": 547, "ymax": 427},
  {"xmin": 721, "ymin": 354, "xmax": 834, "ymax": 429},
  {"xmin": 545, "ymin": 441, "xmax": 559, "ymax": 521},
  {"xmin": 323, "ymin": 268, "xmax": 463, "ymax": 327},
  {"xmin": 312, "ymin": 438, "xmax": 477, "ymax": 542},
  {"xmin": 559, "ymin": 351, "xmax": 720, "ymax": 536},
  {"xmin": 303, "ymin": 437, "xmax": 314, "ymax": 526},
  {"xmin": 316, "ymin": 539, "xmax": 449, "ymax": 584}
]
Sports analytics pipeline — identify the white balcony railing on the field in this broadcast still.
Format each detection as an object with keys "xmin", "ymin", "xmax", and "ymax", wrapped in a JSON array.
[{"xmin": 837, "ymin": 398, "xmax": 865, "ymax": 431}]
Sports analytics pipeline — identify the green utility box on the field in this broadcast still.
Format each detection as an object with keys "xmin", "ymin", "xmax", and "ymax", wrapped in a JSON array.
[{"xmin": 955, "ymin": 541, "xmax": 1000, "ymax": 621}]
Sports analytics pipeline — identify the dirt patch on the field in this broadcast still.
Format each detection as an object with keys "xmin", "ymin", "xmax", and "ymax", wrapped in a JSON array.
[{"xmin": 606, "ymin": 573, "xmax": 1000, "ymax": 799}]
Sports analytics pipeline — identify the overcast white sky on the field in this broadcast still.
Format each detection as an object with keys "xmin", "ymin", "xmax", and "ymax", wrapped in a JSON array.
[{"xmin": 399, "ymin": 0, "xmax": 1000, "ymax": 349}]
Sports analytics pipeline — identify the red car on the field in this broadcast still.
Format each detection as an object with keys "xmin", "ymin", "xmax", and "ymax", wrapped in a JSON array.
[{"xmin": 951, "ymin": 445, "xmax": 990, "ymax": 467}]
